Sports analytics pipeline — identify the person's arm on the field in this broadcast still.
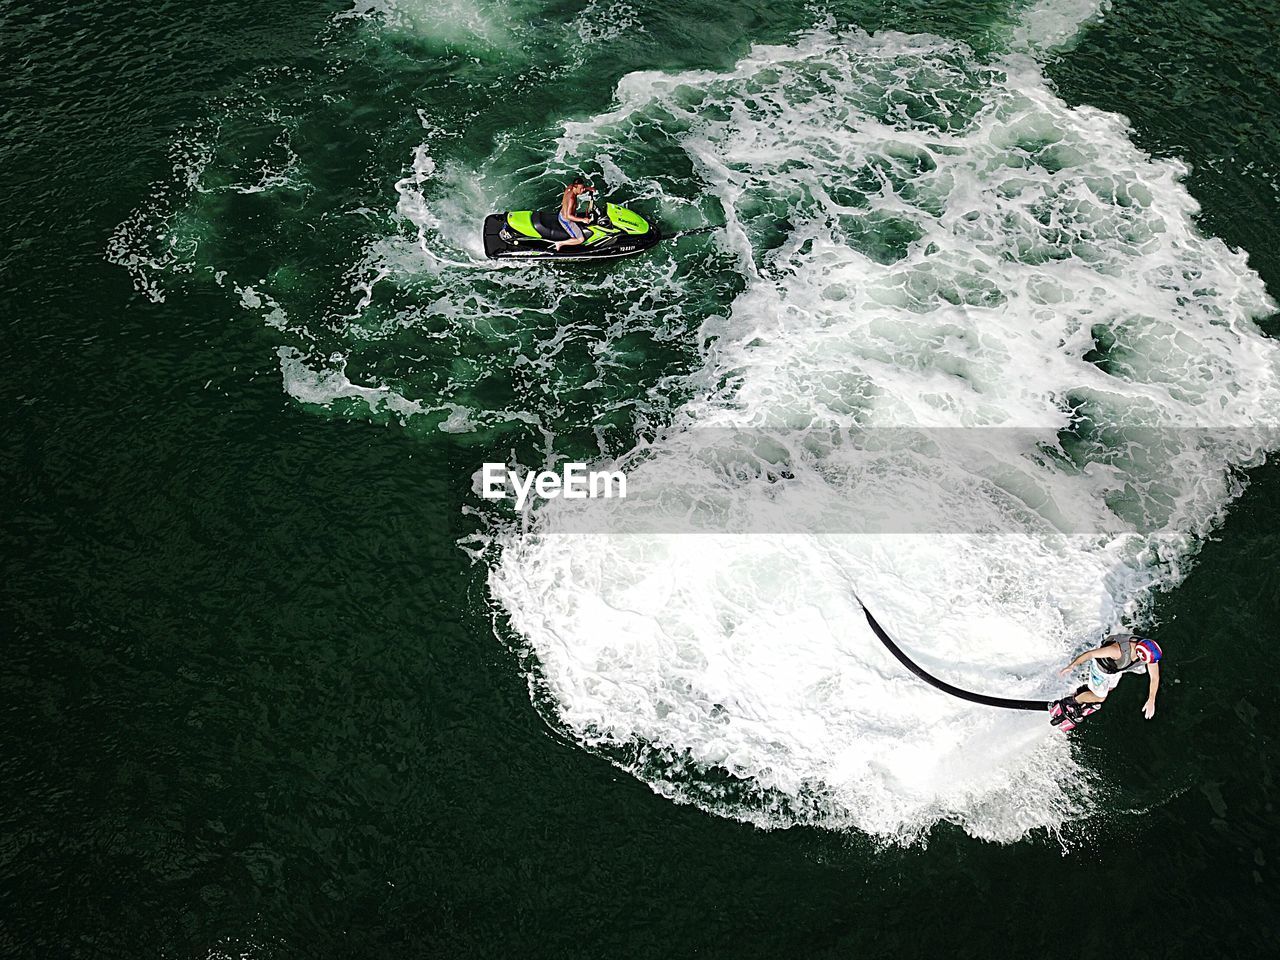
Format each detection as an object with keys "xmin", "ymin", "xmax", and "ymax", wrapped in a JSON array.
[
  {"xmin": 1142, "ymin": 662, "xmax": 1160, "ymax": 719},
  {"xmin": 1058, "ymin": 640, "xmax": 1122, "ymax": 676},
  {"xmin": 562, "ymin": 188, "xmax": 593, "ymax": 223}
]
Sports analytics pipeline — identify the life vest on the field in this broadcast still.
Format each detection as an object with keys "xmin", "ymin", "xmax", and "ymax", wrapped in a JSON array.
[{"xmin": 1096, "ymin": 634, "xmax": 1150, "ymax": 676}]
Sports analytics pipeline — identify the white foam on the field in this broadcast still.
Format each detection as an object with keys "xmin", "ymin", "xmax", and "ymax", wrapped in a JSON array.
[
  {"xmin": 106, "ymin": 134, "xmax": 213, "ymax": 302},
  {"xmin": 276, "ymin": 345, "xmax": 547, "ymax": 434},
  {"xmin": 1007, "ymin": 0, "xmax": 1111, "ymax": 57},
  {"xmin": 104, "ymin": 1, "xmax": 1280, "ymax": 844},
  {"xmin": 487, "ymin": 28, "xmax": 1280, "ymax": 843},
  {"xmin": 277, "ymin": 346, "xmax": 421, "ymax": 414},
  {"xmin": 236, "ymin": 285, "xmax": 290, "ymax": 331},
  {"xmin": 336, "ymin": 0, "xmax": 525, "ymax": 52},
  {"xmin": 572, "ymin": 0, "xmax": 644, "ymax": 48}
]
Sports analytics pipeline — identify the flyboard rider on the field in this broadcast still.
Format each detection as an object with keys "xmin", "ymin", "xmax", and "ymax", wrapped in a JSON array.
[{"xmin": 1053, "ymin": 634, "xmax": 1163, "ymax": 726}]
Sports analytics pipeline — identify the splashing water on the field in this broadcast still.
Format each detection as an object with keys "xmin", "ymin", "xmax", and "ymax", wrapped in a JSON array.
[
  {"xmin": 486, "ymin": 27, "xmax": 1278, "ymax": 843},
  {"xmin": 106, "ymin": 3, "xmax": 1280, "ymax": 843}
]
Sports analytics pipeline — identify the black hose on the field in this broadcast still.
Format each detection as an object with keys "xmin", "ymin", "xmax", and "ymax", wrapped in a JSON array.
[{"xmin": 858, "ymin": 598, "xmax": 1051, "ymax": 712}]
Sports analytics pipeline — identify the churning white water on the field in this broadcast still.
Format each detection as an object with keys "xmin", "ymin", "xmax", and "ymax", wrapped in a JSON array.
[
  {"xmin": 105, "ymin": 0, "xmax": 1280, "ymax": 844},
  {"xmin": 486, "ymin": 27, "xmax": 1279, "ymax": 843}
]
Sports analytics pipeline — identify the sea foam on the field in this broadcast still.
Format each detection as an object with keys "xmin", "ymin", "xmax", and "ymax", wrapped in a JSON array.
[{"xmin": 486, "ymin": 28, "xmax": 1279, "ymax": 843}]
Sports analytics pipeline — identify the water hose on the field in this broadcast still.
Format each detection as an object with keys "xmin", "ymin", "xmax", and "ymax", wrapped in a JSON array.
[{"xmin": 857, "ymin": 597, "xmax": 1051, "ymax": 712}]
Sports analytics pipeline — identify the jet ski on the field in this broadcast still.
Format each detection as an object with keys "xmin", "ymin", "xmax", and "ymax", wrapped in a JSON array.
[{"xmin": 483, "ymin": 197, "xmax": 662, "ymax": 262}]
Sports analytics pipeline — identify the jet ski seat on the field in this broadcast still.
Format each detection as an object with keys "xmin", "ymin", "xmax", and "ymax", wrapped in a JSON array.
[{"xmin": 530, "ymin": 208, "xmax": 574, "ymax": 241}]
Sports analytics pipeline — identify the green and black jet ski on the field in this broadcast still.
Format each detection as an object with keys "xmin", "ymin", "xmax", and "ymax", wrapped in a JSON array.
[{"xmin": 483, "ymin": 200, "xmax": 662, "ymax": 262}]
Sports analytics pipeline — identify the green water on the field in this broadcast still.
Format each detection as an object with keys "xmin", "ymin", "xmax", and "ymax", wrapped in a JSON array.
[{"xmin": 4, "ymin": 0, "xmax": 1279, "ymax": 956}]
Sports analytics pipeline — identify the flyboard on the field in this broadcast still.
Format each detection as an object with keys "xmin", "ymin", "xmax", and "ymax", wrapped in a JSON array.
[{"xmin": 856, "ymin": 598, "xmax": 1100, "ymax": 730}]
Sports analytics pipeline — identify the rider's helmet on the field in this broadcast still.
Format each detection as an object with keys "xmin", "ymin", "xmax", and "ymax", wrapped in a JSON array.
[{"xmin": 1134, "ymin": 638, "xmax": 1163, "ymax": 664}]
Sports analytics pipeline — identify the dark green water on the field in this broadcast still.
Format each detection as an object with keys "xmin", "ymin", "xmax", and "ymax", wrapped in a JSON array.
[{"xmin": 4, "ymin": 0, "xmax": 1279, "ymax": 957}]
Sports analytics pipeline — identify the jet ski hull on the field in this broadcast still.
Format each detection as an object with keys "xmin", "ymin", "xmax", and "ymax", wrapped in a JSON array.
[{"xmin": 482, "ymin": 210, "xmax": 662, "ymax": 262}]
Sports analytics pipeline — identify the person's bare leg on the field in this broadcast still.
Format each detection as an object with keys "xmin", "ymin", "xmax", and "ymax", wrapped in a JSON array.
[
  {"xmin": 1076, "ymin": 690, "xmax": 1105, "ymax": 704},
  {"xmin": 553, "ymin": 236, "xmax": 585, "ymax": 252}
]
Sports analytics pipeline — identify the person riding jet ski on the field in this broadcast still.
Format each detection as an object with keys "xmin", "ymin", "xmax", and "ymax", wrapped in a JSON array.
[
  {"xmin": 482, "ymin": 179, "xmax": 661, "ymax": 262},
  {"xmin": 552, "ymin": 177, "xmax": 597, "ymax": 252}
]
